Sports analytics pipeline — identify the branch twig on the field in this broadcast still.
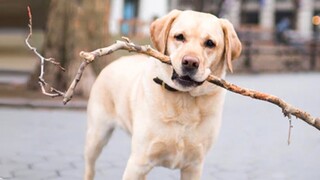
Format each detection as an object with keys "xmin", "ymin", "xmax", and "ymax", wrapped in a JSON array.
[
  {"xmin": 62, "ymin": 37, "xmax": 171, "ymax": 104},
  {"xmin": 26, "ymin": 7, "xmax": 320, "ymax": 131},
  {"xmin": 25, "ymin": 6, "xmax": 65, "ymax": 97}
]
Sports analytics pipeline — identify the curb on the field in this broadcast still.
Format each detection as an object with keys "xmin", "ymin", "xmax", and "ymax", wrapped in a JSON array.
[{"xmin": 0, "ymin": 98, "xmax": 87, "ymax": 110}]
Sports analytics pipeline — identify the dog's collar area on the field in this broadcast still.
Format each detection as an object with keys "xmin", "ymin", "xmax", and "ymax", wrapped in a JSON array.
[{"xmin": 153, "ymin": 77, "xmax": 179, "ymax": 92}]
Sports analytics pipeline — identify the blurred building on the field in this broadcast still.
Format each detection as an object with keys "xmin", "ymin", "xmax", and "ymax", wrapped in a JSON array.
[
  {"xmin": 109, "ymin": 0, "xmax": 168, "ymax": 35},
  {"xmin": 1, "ymin": 0, "xmax": 319, "ymax": 41},
  {"xmin": 0, "ymin": 0, "xmax": 50, "ymax": 30},
  {"xmin": 171, "ymin": 0, "xmax": 320, "ymax": 40},
  {"xmin": 109, "ymin": 0, "xmax": 320, "ymax": 40}
]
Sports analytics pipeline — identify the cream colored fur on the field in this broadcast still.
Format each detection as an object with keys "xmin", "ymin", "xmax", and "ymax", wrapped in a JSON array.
[{"xmin": 84, "ymin": 10, "xmax": 241, "ymax": 180}]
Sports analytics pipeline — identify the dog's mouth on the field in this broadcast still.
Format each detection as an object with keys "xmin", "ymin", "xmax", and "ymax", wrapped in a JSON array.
[{"xmin": 171, "ymin": 70, "xmax": 204, "ymax": 88}]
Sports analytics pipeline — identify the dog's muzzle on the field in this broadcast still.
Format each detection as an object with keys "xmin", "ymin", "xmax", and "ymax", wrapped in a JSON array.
[{"xmin": 171, "ymin": 69, "xmax": 204, "ymax": 88}]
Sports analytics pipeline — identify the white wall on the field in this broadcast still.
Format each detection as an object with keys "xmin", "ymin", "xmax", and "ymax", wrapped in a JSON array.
[
  {"xmin": 110, "ymin": 0, "xmax": 124, "ymax": 35},
  {"xmin": 297, "ymin": 0, "xmax": 314, "ymax": 40},
  {"xmin": 260, "ymin": 0, "xmax": 275, "ymax": 30},
  {"xmin": 138, "ymin": 0, "xmax": 169, "ymax": 35},
  {"xmin": 109, "ymin": 0, "xmax": 169, "ymax": 35}
]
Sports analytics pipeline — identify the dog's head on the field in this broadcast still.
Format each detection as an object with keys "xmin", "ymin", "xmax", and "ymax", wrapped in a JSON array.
[{"xmin": 150, "ymin": 10, "xmax": 242, "ymax": 94}]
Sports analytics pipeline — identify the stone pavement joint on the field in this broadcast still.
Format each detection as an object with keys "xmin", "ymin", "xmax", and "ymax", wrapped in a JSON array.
[
  {"xmin": 1, "ymin": 73, "xmax": 320, "ymax": 180},
  {"xmin": 0, "ymin": 98, "xmax": 86, "ymax": 110}
]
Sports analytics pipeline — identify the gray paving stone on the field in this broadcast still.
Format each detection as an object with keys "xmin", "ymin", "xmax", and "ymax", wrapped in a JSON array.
[
  {"xmin": 148, "ymin": 167, "xmax": 180, "ymax": 180},
  {"xmin": 215, "ymin": 171, "xmax": 249, "ymax": 180},
  {"xmin": 50, "ymin": 176, "xmax": 81, "ymax": 180},
  {"xmin": 47, "ymin": 176, "xmax": 80, "ymax": 180},
  {"xmin": 0, "ymin": 161, "xmax": 29, "ymax": 179},
  {"xmin": 6, "ymin": 155, "xmax": 46, "ymax": 167},
  {"xmin": 95, "ymin": 167, "xmax": 124, "ymax": 180},
  {"xmin": 32, "ymin": 160, "xmax": 74, "ymax": 172},
  {"xmin": 12, "ymin": 168, "xmax": 58, "ymax": 180},
  {"xmin": 58, "ymin": 168, "xmax": 83, "ymax": 179},
  {"xmin": 7, "ymin": 178, "xmax": 32, "ymax": 180},
  {"xmin": 0, "ymin": 169, "xmax": 13, "ymax": 179},
  {"xmin": 1, "ymin": 73, "xmax": 320, "ymax": 180}
]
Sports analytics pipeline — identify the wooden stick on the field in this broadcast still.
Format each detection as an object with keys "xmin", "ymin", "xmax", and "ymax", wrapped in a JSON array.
[
  {"xmin": 76, "ymin": 39, "xmax": 320, "ymax": 131},
  {"xmin": 206, "ymin": 75, "xmax": 320, "ymax": 131},
  {"xmin": 62, "ymin": 37, "xmax": 170, "ymax": 103},
  {"xmin": 26, "ymin": 7, "xmax": 320, "ymax": 131}
]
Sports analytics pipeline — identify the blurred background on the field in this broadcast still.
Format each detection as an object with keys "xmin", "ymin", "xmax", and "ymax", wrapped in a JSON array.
[
  {"xmin": 0, "ymin": 1, "xmax": 320, "ymax": 180},
  {"xmin": 0, "ymin": 0, "xmax": 320, "ymax": 98}
]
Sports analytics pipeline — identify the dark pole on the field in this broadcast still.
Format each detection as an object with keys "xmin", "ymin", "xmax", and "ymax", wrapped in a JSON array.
[
  {"xmin": 310, "ymin": 29, "xmax": 317, "ymax": 70},
  {"xmin": 244, "ymin": 31, "xmax": 252, "ymax": 70},
  {"xmin": 193, "ymin": 0, "xmax": 204, "ymax": 11},
  {"xmin": 310, "ymin": 16, "xmax": 320, "ymax": 70}
]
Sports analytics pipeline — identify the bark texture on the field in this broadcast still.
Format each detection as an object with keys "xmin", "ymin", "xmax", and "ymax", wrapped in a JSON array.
[{"xmin": 27, "ymin": 0, "xmax": 110, "ymax": 97}]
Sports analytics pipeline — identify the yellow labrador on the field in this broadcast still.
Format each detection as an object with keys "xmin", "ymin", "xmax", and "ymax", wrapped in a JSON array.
[{"xmin": 84, "ymin": 10, "xmax": 241, "ymax": 180}]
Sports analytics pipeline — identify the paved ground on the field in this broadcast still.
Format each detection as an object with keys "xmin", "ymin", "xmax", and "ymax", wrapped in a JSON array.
[{"xmin": 1, "ymin": 73, "xmax": 320, "ymax": 180}]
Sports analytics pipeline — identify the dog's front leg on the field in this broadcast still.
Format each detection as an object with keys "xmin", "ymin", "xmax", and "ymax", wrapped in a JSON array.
[
  {"xmin": 122, "ymin": 155, "xmax": 153, "ymax": 180},
  {"xmin": 180, "ymin": 163, "xmax": 204, "ymax": 180}
]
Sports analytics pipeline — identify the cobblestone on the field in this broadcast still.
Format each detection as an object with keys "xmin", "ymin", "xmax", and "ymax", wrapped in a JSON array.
[{"xmin": 1, "ymin": 73, "xmax": 320, "ymax": 180}]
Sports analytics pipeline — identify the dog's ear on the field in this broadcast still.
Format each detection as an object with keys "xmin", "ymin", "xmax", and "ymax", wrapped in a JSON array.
[
  {"xmin": 150, "ymin": 10, "xmax": 181, "ymax": 54},
  {"xmin": 219, "ymin": 19, "xmax": 242, "ymax": 73}
]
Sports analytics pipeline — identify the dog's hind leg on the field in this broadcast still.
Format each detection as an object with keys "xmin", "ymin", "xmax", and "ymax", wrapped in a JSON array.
[
  {"xmin": 180, "ymin": 163, "xmax": 203, "ymax": 180},
  {"xmin": 84, "ymin": 107, "xmax": 115, "ymax": 180}
]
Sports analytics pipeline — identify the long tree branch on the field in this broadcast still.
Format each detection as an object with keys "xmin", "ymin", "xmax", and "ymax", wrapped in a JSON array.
[
  {"xmin": 25, "ymin": 7, "xmax": 320, "ymax": 131},
  {"xmin": 206, "ymin": 75, "xmax": 320, "ymax": 131},
  {"xmin": 75, "ymin": 39, "xmax": 320, "ymax": 131}
]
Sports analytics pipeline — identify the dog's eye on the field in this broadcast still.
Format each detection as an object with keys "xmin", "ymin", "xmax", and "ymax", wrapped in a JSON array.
[
  {"xmin": 174, "ymin": 34, "xmax": 185, "ymax": 42},
  {"xmin": 205, "ymin": 39, "xmax": 215, "ymax": 48}
]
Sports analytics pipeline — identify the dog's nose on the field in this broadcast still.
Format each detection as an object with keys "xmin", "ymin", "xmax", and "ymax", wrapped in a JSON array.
[{"xmin": 182, "ymin": 56, "xmax": 199, "ymax": 73}]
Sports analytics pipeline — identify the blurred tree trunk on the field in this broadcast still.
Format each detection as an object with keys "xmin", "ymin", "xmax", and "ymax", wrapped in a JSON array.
[
  {"xmin": 193, "ymin": 0, "xmax": 204, "ymax": 11},
  {"xmin": 27, "ymin": 0, "xmax": 110, "ymax": 98},
  {"xmin": 192, "ymin": 0, "xmax": 225, "ymax": 15},
  {"xmin": 216, "ymin": 0, "xmax": 226, "ymax": 16}
]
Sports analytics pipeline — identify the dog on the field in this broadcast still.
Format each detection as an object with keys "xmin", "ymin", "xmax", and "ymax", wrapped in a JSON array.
[{"xmin": 84, "ymin": 9, "xmax": 241, "ymax": 180}]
